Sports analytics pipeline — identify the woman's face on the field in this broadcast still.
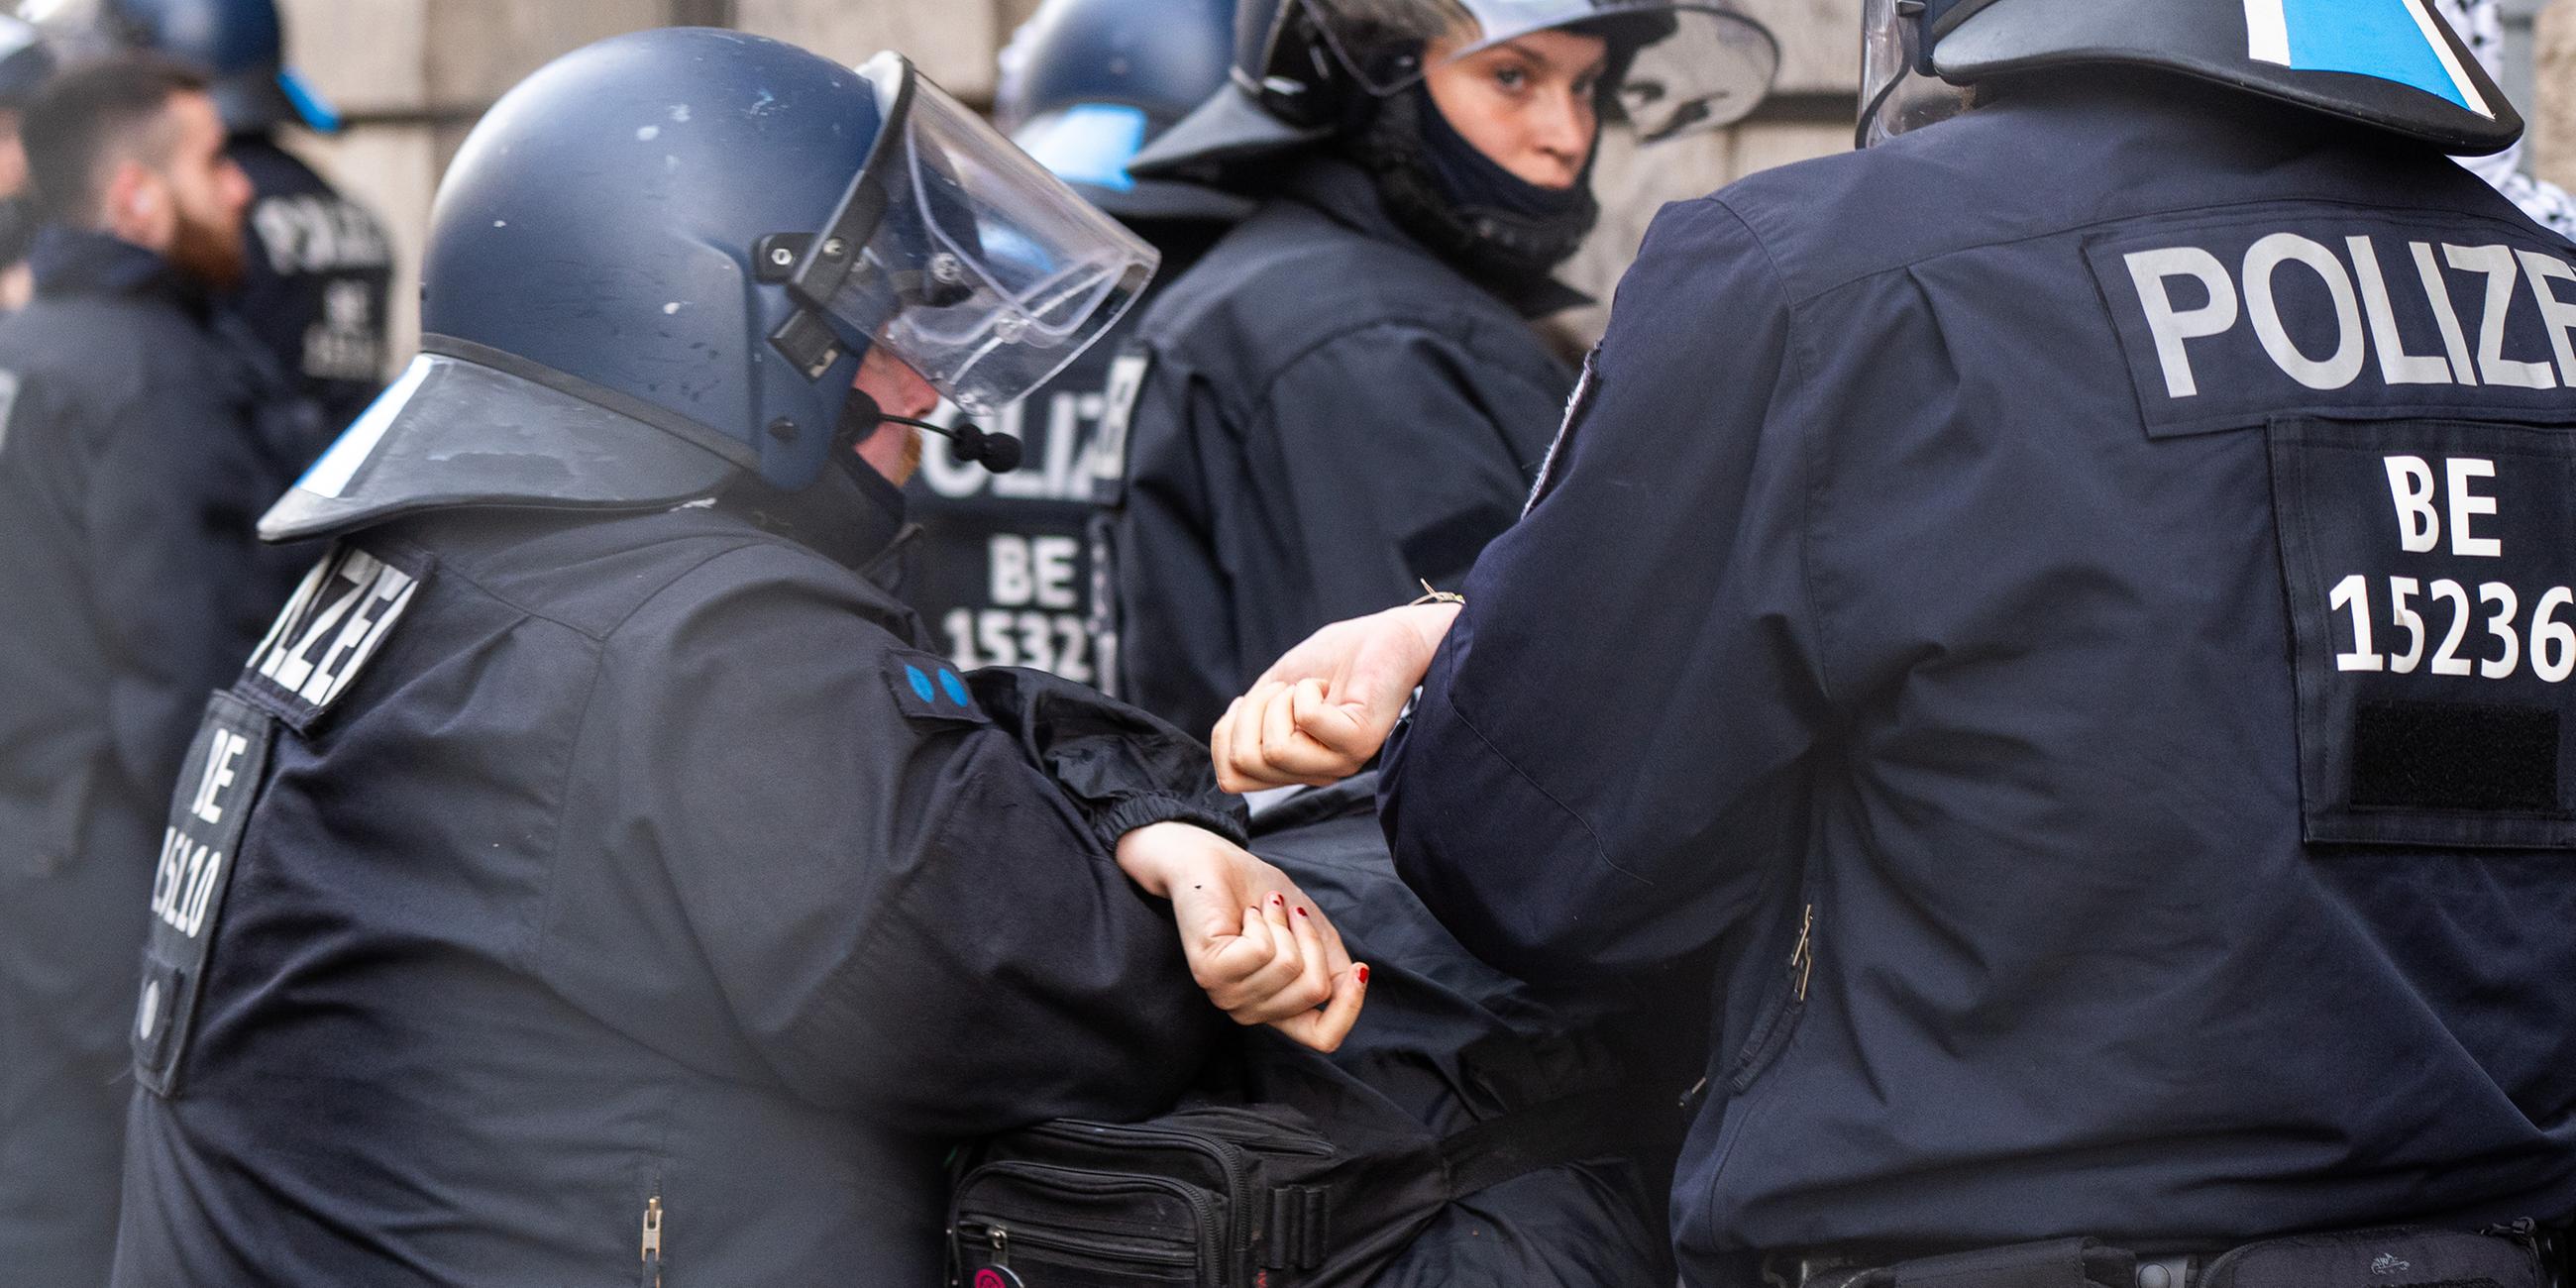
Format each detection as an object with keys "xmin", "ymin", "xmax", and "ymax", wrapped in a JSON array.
[{"xmin": 1420, "ymin": 26, "xmax": 1609, "ymax": 191}]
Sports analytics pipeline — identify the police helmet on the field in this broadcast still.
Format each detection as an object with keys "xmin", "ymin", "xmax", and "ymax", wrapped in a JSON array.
[
  {"xmin": 261, "ymin": 29, "xmax": 1157, "ymax": 542},
  {"xmin": 998, "ymin": 0, "xmax": 1250, "ymax": 222},
  {"xmin": 0, "ymin": 16, "xmax": 53, "ymax": 109},
  {"xmin": 1131, "ymin": 0, "xmax": 1778, "ymax": 177},
  {"xmin": 1859, "ymin": 0, "xmax": 2522, "ymax": 155},
  {"xmin": 24, "ymin": 0, "xmax": 341, "ymax": 133}
]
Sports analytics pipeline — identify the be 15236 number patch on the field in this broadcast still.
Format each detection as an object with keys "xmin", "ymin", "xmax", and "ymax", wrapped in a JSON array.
[{"xmin": 2271, "ymin": 415, "xmax": 2576, "ymax": 847}]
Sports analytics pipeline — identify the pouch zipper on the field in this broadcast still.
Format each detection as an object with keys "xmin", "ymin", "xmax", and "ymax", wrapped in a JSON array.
[
  {"xmin": 1023, "ymin": 1121, "xmax": 1277, "ymax": 1278},
  {"xmin": 955, "ymin": 1219, "xmax": 1201, "ymax": 1272},
  {"xmin": 957, "ymin": 1161, "xmax": 1220, "ymax": 1278}
]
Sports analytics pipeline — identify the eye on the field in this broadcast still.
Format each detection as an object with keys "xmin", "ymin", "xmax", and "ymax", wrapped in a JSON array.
[{"xmin": 1491, "ymin": 64, "xmax": 1529, "ymax": 92}]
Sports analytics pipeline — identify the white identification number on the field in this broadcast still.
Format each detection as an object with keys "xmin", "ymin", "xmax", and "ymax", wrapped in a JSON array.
[
  {"xmin": 2328, "ymin": 573, "xmax": 2574, "ymax": 682},
  {"xmin": 943, "ymin": 608, "xmax": 1094, "ymax": 685}
]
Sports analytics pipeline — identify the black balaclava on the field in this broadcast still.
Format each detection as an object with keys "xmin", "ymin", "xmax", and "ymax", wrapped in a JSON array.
[{"xmin": 1345, "ymin": 71, "xmax": 1600, "ymax": 297}]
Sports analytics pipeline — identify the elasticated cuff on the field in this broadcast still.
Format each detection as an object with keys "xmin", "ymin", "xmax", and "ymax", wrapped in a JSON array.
[{"xmin": 1093, "ymin": 792, "xmax": 1251, "ymax": 852}]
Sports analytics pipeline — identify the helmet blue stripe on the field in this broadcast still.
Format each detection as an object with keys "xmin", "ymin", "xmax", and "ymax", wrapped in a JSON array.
[
  {"xmin": 2252, "ymin": 0, "xmax": 2487, "ymax": 115},
  {"xmin": 1014, "ymin": 102, "xmax": 1148, "ymax": 193},
  {"xmin": 277, "ymin": 66, "xmax": 342, "ymax": 134}
]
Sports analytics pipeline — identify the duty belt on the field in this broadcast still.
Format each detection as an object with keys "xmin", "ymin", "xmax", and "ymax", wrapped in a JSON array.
[{"xmin": 1764, "ymin": 1220, "xmax": 2571, "ymax": 1288}]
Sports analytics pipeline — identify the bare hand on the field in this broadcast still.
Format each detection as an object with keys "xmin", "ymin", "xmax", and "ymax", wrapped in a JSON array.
[
  {"xmin": 1211, "ymin": 602, "xmax": 1460, "ymax": 793},
  {"xmin": 1115, "ymin": 823, "xmax": 1368, "ymax": 1052}
]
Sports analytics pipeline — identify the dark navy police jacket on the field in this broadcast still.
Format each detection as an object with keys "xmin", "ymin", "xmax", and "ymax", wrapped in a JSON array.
[
  {"xmin": 1243, "ymin": 776, "xmax": 1694, "ymax": 1288},
  {"xmin": 230, "ymin": 135, "xmax": 394, "ymax": 457},
  {"xmin": 1382, "ymin": 77, "xmax": 2576, "ymax": 1282},
  {"xmin": 111, "ymin": 461, "xmax": 1236, "ymax": 1285},
  {"xmin": 905, "ymin": 221, "xmax": 1225, "ymax": 698},
  {"xmin": 0, "ymin": 229, "xmax": 311, "ymax": 1288},
  {"xmin": 1106, "ymin": 157, "xmax": 1574, "ymax": 738}
]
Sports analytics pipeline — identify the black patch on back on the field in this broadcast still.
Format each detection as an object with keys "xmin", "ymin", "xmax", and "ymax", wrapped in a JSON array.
[{"xmin": 2351, "ymin": 700, "xmax": 2559, "ymax": 812}]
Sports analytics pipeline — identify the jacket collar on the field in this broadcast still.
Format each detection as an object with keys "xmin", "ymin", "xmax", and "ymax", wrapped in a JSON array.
[
  {"xmin": 1273, "ymin": 155, "xmax": 1591, "ymax": 318},
  {"xmin": 28, "ymin": 225, "xmax": 203, "ymax": 314},
  {"xmin": 716, "ymin": 449, "xmax": 913, "ymax": 580}
]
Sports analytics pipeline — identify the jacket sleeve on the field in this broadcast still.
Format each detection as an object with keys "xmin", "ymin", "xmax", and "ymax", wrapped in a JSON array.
[
  {"xmin": 1111, "ymin": 360, "xmax": 1244, "ymax": 741},
  {"xmin": 1113, "ymin": 325, "xmax": 1564, "ymax": 740},
  {"xmin": 1379, "ymin": 197, "xmax": 1829, "ymax": 984},
  {"xmin": 578, "ymin": 546, "xmax": 1223, "ymax": 1133},
  {"xmin": 1248, "ymin": 324, "xmax": 1564, "ymax": 670},
  {"xmin": 87, "ymin": 384, "xmax": 279, "ymax": 799},
  {"xmin": 967, "ymin": 665, "xmax": 1249, "ymax": 849}
]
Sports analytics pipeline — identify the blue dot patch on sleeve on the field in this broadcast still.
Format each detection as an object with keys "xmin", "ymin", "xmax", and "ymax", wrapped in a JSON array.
[{"xmin": 884, "ymin": 650, "xmax": 990, "ymax": 726}]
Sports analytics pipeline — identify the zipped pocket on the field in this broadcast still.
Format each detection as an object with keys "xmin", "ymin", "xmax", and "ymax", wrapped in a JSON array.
[
  {"xmin": 639, "ymin": 1189, "xmax": 663, "ymax": 1288},
  {"xmin": 951, "ymin": 1161, "xmax": 1220, "ymax": 1286},
  {"xmin": 1725, "ymin": 901, "xmax": 1815, "ymax": 1096}
]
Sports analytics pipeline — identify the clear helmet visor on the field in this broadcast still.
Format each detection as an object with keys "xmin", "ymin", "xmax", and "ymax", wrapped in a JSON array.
[
  {"xmin": 1298, "ymin": 0, "xmax": 1779, "ymax": 140},
  {"xmin": 794, "ymin": 54, "xmax": 1159, "ymax": 420},
  {"xmin": 1857, "ymin": 0, "xmax": 1970, "ymax": 148}
]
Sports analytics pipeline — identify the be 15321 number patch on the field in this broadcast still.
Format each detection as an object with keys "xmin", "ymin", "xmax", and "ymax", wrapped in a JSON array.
[{"xmin": 2270, "ymin": 415, "xmax": 2576, "ymax": 847}]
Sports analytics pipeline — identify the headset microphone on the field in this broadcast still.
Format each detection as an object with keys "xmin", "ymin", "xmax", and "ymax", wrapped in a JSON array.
[{"xmin": 841, "ymin": 390, "xmax": 1023, "ymax": 474}]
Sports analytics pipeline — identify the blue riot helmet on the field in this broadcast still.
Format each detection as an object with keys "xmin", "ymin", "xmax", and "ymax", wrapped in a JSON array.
[
  {"xmin": 1859, "ymin": 0, "xmax": 2522, "ymax": 155},
  {"xmin": 261, "ymin": 30, "xmax": 1158, "ymax": 542},
  {"xmin": 1132, "ymin": 0, "xmax": 1778, "ymax": 176},
  {"xmin": 73, "ymin": 0, "xmax": 340, "ymax": 132},
  {"xmin": 998, "ymin": 0, "xmax": 1249, "ymax": 222}
]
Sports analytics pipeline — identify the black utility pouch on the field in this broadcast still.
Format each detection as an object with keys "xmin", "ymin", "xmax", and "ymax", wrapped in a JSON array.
[
  {"xmin": 947, "ymin": 1105, "xmax": 1393, "ymax": 1288},
  {"xmin": 2201, "ymin": 1226, "xmax": 2546, "ymax": 1288}
]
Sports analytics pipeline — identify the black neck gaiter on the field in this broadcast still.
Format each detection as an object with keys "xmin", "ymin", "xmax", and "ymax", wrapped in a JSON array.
[{"xmin": 1345, "ymin": 78, "xmax": 1600, "ymax": 296}]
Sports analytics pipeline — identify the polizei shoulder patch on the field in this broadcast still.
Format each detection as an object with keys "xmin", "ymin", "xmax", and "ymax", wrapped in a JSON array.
[{"xmin": 242, "ymin": 543, "xmax": 422, "ymax": 725}]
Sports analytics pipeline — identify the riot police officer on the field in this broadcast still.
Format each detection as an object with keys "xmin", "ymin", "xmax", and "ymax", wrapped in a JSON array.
[
  {"xmin": 0, "ymin": 54, "xmax": 284, "ymax": 1288},
  {"xmin": 1218, "ymin": 0, "xmax": 2576, "ymax": 1282},
  {"xmin": 905, "ymin": 0, "xmax": 1248, "ymax": 694},
  {"xmin": 108, "ymin": 30, "xmax": 1362, "ymax": 1285},
  {"xmin": 1099, "ymin": 0, "xmax": 1777, "ymax": 738},
  {"xmin": 100, "ymin": 0, "xmax": 393, "ymax": 456}
]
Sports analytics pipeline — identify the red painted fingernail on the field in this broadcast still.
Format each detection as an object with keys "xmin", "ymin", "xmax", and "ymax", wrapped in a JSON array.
[
  {"xmin": 1355, "ymin": 965, "xmax": 1370, "ymax": 985},
  {"xmin": 1270, "ymin": 893, "xmax": 1285, "ymax": 907},
  {"xmin": 1294, "ymin": 907, "xmax": 1310, "ymax": 917}
]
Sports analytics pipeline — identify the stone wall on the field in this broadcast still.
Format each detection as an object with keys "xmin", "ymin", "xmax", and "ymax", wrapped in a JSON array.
[{"xmin": 2536, "ymin": 0, "xmax": 2576, "ymax": 192}]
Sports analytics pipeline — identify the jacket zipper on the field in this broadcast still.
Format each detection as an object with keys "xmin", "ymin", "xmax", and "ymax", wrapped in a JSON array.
[
  {"xmin": 1727, "ymin": 902, "xmax": 1816, "ymax": 1095},
  {"xmin": 640, "ymin": 1192, "xmax": 663, "ymax": 1288}
]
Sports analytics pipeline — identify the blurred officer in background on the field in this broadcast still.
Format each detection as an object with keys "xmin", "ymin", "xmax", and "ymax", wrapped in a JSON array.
[
  {"xmin": 108, "ymin": 30, "xmax": 1360, "ymax": 1285},
  {"xmin": 92, "ymin": 0, "xmax": 392, "ymax": 458},
  {"xmin": 0, "ymin": 54, "xmax": 287, "ymax": 1288},
  {"xmin": 1218, "ymin": 0, "xmax": 2576, "ymax": 1283},
  {"xmin": 0, "ymin": 16, "xmax": 55, "ymax": 309},
  {"xmin": 1098, "ymin": 0, "xmax": 1777, "ymax": 739},
  {"xmin": 2436, "ymin": 0, "xmax": 2576, "ymax": 239},
  {"xmin": 905, "ymin": 0, "xmax": 1248, "ymax": 693}
]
